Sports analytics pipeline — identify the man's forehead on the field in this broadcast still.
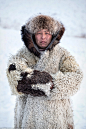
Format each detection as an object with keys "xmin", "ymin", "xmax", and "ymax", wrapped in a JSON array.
[{"xmin": 37, "ymin": 29, "xmax": 50, "ymax": 33}]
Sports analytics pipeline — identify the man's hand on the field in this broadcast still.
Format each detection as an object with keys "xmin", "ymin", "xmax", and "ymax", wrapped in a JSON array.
[{"xmin": 17, "ymin": 70, "xmax": 54, "ymax": 96}]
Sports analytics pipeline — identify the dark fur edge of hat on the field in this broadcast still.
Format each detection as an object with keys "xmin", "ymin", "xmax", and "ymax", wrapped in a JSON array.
[
  {"xmin": 56, "ymin": 23, "xmax": 65, "ymax": 41},
  {"xmin": 21, "ymin": 25, "xmax": 40, "ymax": 57}
]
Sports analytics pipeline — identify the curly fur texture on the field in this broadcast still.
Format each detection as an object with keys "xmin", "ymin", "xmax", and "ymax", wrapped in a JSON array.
[
  {"xmin": 6, "ymin": 44, "xmax": 83, "ymax": 128},
  {"xmin": 6, "ymin": 15, "xmax": 83, "ymax": 129}
]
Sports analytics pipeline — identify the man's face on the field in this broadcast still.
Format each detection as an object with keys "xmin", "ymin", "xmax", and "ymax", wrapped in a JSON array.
[{"xmin": 35, "ymin": 29, "xmax": 52, "ymax": 49}]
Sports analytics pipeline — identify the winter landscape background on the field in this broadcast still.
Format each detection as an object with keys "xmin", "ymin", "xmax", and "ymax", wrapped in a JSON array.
[{"xmin": 0, "ymin": 0, "xmax": 86, "ymax": 128}]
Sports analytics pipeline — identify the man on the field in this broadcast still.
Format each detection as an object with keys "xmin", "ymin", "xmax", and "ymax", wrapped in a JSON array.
[
  {"xmin": 6, "ymin": 15, "xmax": 83, "ymax": 129},
  {"xmin": 35, "ymin": 29, "xmax": 52, "ymax": 50}
]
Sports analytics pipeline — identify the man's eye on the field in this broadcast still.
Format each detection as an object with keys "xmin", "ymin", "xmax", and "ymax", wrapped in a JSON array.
[
  {"xmin": 45, "ymin": 33, "xmax": 50, "ymax": 35},
  {"xmin": 37, "ymin": 33, "xmax": 41, "ymax": 35},
  {"xmin": 37, "ymin": 32, "xmax": 41, "ymax": 34}
]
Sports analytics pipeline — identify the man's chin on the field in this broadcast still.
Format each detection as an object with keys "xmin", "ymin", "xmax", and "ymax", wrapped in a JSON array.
[{"xmin": 39, "ymin": 45, "xmax": 47, "ymax": 49}]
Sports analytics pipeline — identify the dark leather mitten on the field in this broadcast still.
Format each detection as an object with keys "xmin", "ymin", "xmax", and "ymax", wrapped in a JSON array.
[{"xmin": 17, "ymin": 70, "xmax": 54, "ymax": 96}]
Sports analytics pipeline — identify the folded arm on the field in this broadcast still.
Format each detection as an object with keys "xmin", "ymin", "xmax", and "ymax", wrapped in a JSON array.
[
  {"xmin": 6, "ymin": 55, "xmax": 31, "ymax": 95},
  {"xmin": 6, "ymin": 55, "xmax": 53, "ymax": 96}
]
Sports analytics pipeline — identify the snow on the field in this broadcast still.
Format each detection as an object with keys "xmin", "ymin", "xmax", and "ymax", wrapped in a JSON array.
[{"xmin": 0, "ymin": 0, "xmax": 86, "ymax": 128}]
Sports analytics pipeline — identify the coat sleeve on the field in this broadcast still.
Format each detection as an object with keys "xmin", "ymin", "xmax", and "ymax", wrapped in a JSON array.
[
  {"xmin": 6, "ymin": 49, "xmax": 53, "ymax": 96},
  {"xmin": 6, "ymin": 52, "xmax": 34, "ymax": 96},
  {"xmin": 50, "ymin": 51, "xmax": 83, "ymax": 100}
]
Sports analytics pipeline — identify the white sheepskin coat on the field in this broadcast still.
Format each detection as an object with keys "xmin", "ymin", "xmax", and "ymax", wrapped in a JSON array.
[
  {"xmin": 6, "ymin": 44, "xmax": 83, "ymax": 129},
  {"xmin": 6, "ymin": 15, "xmax": 83, "ymax": 129}
]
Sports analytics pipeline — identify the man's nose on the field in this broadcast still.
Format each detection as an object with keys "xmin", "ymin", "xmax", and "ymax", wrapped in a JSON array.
[{"xmin": 41, "ymin": 33, "xmax": 46, "ymax": 39}]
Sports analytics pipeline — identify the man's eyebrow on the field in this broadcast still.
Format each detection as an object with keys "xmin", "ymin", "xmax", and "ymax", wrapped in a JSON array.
[{"xmin": 43, "ymin": 30, "xmax": 50, "ymax": 32}]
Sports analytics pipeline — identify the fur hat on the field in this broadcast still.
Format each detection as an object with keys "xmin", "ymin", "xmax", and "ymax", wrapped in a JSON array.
[{"xmin": 25, "ymin": 15, "xmax": 64, "ymax": 35}]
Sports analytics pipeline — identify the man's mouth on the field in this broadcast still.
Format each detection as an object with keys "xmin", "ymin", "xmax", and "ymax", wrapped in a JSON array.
[{"xmin": 40, "ymin": 41, "xmax": 46, "ymax": 43}]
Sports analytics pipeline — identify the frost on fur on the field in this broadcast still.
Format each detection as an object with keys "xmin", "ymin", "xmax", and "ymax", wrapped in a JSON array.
[{"xmin": 32, "ymin": 82, "xmax": 53, "ymax": 96}]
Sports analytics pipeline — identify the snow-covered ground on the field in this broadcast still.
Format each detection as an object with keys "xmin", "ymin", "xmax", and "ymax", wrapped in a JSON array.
[{"xmin": 0, "ymin": 0, "xmax": 86, "ymax": 128}]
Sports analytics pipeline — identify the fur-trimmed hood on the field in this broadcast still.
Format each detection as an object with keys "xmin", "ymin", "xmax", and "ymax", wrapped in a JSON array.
[{"xmin": 21, "ymin": 15, "xmax": 65, "ymax": 57}]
